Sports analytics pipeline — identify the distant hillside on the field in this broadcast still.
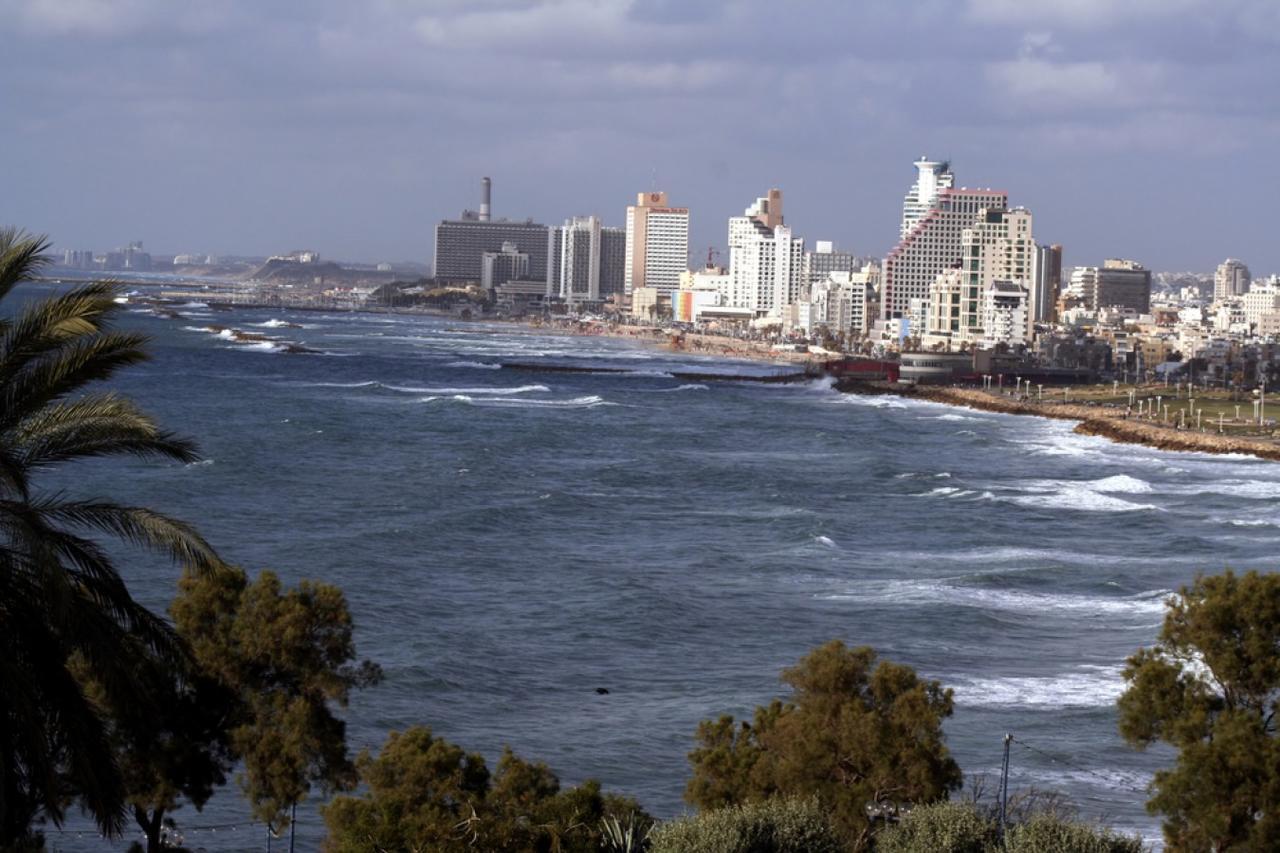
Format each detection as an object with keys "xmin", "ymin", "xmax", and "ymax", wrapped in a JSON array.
[{"xmin": 248, "ymin": 258, "xmax": 396, "ymax": 285}]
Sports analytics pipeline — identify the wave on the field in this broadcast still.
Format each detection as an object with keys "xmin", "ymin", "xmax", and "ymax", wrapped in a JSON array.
[
  {"xmin": 814, "ymin": 535, "xmax": 837, "ymax": 548},
  {"xmin": 818, "ymin": 579, "xmax": 1171, "ymax": 620},
  {"xmin": 435, "ymin": 394, "xmax": 612, "ymax": 409},
  {"xmin": 642, "ymin": 383, "xmax": 709, "ymax": 393},
  {"xmin": 252, "ymin": 319, "xmax": 306, "ymax": 329},
  {"xmin": 919, "ymin": 413, "xmax": 982, "ymax": 422},
  {"xmin": 447, "ymin": 361, "xmax": 502, "ymax": 370},
  {"xmin": 951, "ymin": 665, "xmax": 1124, "ymax": 708},
  {"xmin": 385, "ymin": 383, "xmax": 549, "ymax": 395}
]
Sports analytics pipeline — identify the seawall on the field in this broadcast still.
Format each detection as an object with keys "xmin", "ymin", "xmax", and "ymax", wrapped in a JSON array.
[{"xmin": 838, "ymin": 380, "xmax": 1280, "ymax": 462}]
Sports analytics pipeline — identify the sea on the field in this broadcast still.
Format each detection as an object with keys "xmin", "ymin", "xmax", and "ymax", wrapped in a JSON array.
[{"xmin": 36, "ymin": 285, "xmax": 1280, "ymax": 851}]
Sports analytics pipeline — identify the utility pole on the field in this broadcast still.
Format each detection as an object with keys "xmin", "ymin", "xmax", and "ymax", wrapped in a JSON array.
[{"xmin": 998, "ymin": 733, "xmax": 1012, "ymax": 838}]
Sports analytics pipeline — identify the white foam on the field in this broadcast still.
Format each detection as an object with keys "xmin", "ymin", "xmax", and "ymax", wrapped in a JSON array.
[
  {"xmin": 814, "ymin": 535, "xmax": 836, "ymax": 548},
  {"xmin": 921, "ymin": 413, "xmax": 981, "ymax": 422},
  {"xmin": 819, "ymin": 579, "xmax": 1171, "ymax": 620},
  {"xmin": 252, "ymin": 319, "xmax": 305, "ymax": 328},
  {"xmin": 1009, "ymin": 487, "xmax": 1158, "ymax": 513},
  {"xmin": 836, "ymin": 395, "xmax": 906, "ymax": 409},
  {"xmin": 1086, "ymin": 474, "xmax": 1153, "ymax": 494},
  {"xmin": 385, "ymin": 383, "xmax": 549, "ymax": 395},
  {"xmin": 442, "ymin": 394, "xmax": 612, "ymax": 409},
  {"xmin": 447, "ymin": 360, "xmax": 501, "ymax": 370},
  {"xmin": 953, "ymin": 665, "xmax": 1124, "ymax": 708}
]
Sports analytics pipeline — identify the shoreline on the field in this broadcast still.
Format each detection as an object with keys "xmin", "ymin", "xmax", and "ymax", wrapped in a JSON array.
[
  {"xmin": 116, "ymin": 286, "xmax": 1280, "ymax": 462},
  {"xmin": 840, "ymin": 380, "xmax": 1280, "ymax": 462}
]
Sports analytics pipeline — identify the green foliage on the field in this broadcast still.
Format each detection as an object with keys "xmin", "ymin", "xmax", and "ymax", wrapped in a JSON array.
[
  {"xmin": 876, "ymin": 803, "xmax": 1143, "ymax": 853},
  {"xmin": 321, "ymin": 726, "xmax": 648, "ymax": 852},
  {"xmin": 1118, "ymin": 570, "xmax": 1280, "ymax": 851},
  {"xmin": 648, "ymin": 796, "xmax": 841, "ymax": 853},
  {"xmin": 874, "ymin": 801, "xmax": 997, "ymax": 853},
  {"xmin": 1002, "ymin": 814, "xmax": 1146, "ymax": 853},
  {"xmin": 0, "ymin": 229, "xmax": 221, "ymax": 846},
  {"xmin": 172, "ymin": 566, "xmax": 381, "ymax": 833},
  {"xmin": 686, "ymin": 641, "xmax": 961, "ymax": 850}
]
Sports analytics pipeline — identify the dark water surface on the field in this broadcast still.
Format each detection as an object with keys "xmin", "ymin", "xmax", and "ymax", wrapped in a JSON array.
[{"xmin": 43, "ymin": 291, "xmax": 1280, "ymax": 849}]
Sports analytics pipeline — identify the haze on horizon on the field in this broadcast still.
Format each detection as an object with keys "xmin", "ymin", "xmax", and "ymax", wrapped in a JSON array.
[{"xmin": 4, "ymin": 0, "xmax": 1278, "ymax": 273}]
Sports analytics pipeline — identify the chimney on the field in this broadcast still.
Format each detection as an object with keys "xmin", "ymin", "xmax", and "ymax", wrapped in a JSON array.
[{"xmin": 479, "ymin": 177, "xmax": 492, "ymax": 222}]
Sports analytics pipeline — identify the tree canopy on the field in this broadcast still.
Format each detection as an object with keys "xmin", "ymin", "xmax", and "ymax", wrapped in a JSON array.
[
  {"xmin": 686, "ymin": 640, "xmax": 961, "ymax": 851},
  {"xmin": 322, "ymin": 726, "xmax": 649, "ymax": 853},
  {"xmin": 171, "ymin": 565, "xmax": 381, "ymax": 836},
  {"xmin": 1119, "ymin": 569, "xmax": 1280, "ymax": 850},
  {"xmin": 0, "ymin": 229, "xmax": 222, "ymax": 847}
]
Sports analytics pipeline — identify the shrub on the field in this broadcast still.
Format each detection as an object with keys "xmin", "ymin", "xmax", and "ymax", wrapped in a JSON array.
[
  {"xmin": 1003, "ymin": 814, "xmax": 1146, "ymax": 853},
  {"xmin": 875, "ymin": 801, "xmax": 997, "ymax": 853},
  {"xmin": 649, "ymin": 796, "xmax": 841, "ymax": 853}
]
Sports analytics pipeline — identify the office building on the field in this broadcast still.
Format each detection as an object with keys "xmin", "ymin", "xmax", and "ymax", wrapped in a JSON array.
[
  {"xmin": 1033, "ymin": 244, "xmax": 1064, "ymax": 324},
  {"xmin": 624, "ymin": 191, "xmax": 689, "ymax": 296},
  {"xmin": 481, "ymin": 242, "xmax": 530, "ymax": 290},
  {"xmin": 1069, "ymin": 259, "xmax": 1152, "ymax": 313},
  {"xmin": 803, "ymin": 241, "xmax": 859, "ymax": 290},
  {"xmin": 434, "ymin": 178, "xmax": 549, "ymax": 283},
  {"xmin": 1214, "ymin": 258, "xmax": 1251, "ymax": 301}
]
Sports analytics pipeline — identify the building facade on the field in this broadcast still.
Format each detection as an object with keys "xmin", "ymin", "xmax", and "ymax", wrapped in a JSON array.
[
  {"xmin": 435, "ymin": 217, "xmax": 549, "ymax": 283},
  {"xmin": 624, "ymin": 191, "xmax": 689, "ymax": 296},
  {"xmin": 1033, "ymin": 243, "xmax": 1063, "ymax": 324},
  {"xmin": 1214, "ymin": 258, "xmax": 1251, "ymax": 301},
  {"xmin": 882, "ymin": 172, "xmax": 1007, "ymax": 321}
]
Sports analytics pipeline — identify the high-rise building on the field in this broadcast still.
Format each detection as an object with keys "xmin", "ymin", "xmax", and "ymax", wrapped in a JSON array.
[
  {"xmin": 1069, "ymin": 259, "xmax": 1151, "ymax": 313},
  {"xmin": 481, "ymin": 242, "xmax": 530, "ymax": 290},
  {"xmin": 434, "ymin": 178, "xmax": 549, "ymax": 283},
  {"xmin": 1214, "ymin": 258, "xmax": 1251, "ymax": 301},
  {"xmin": 1033, "ymin": 244, "xmax": 1064, "ymax": 324},
  {"xmin": 552, "ymin": 216, "xmax": 627, "ymax": 304},
  {"xmin": 980, "ymin": 281, "xmax": 1030, "ymax": 348},
  {"xmin": 726, "ymin": 190, "xmax": 805, "ymax": 315},
  {"xmin": 624, "ymin": 191, "xmax": 689, "ymax": 296},
  {"xmin": 803, "ymin": 241, "xmax": 859, "ymax": 290},
  {"xmin": 882, "ymin": 159, "xmax": 1006, "ymax": 321},
  {"xmin": 901, "ymin": 157, "xmax": 954, "ymax": 239},
  {"xmin": 958, "ymin": 207, "xmax": 1035, "ymax": 339}
]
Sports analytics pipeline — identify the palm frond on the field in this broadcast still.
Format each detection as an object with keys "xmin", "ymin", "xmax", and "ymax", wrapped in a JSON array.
[{"xmin": 12, "ymin": 392, "xmax": 199, "ymax": 468}]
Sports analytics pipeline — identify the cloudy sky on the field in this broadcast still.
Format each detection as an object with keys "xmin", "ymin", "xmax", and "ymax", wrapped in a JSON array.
[{"xmin": 4, "ymin": 0, "xmax": 1278, "ymax": 272}]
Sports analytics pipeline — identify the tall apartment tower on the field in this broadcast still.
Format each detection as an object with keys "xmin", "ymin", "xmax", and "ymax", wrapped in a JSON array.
[
  {"xmin": 901, "ymin": 157, "xmax": 954, "ymax": 239},
  {"xmin": 882, "ymin": 159, "xmax": 1006, "ymax": 321},
  {"xmin": 727, "ymin": 190, "xmax": 804, "ymax": 314},
  {"xmin": 1214, "ymin": 258, "xmax": 1251, "ymax": 301},
  {"xmin": 624, "ymin": 191, "xmax": 689, "ymax": 296},
  {"xmin": 956, "ymin": 207, "xmax": 1035, "ymax": 340},
  {"xmin": 1033, "ymin": 243, "xmax": 1064, "ymax": 324},
  {"xmin": 552, "ymin": 216, "xmax": 627, "ymax": 304}
]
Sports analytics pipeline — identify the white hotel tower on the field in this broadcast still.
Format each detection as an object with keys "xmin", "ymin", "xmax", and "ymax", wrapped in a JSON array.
[{"xmin": 882, "ymin": 158, "xmax": 1006, "ymax": 321}]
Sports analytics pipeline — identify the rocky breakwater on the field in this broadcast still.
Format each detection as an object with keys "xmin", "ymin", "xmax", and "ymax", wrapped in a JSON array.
[{"xmin": 837, "ymin": 380, "xmax": 1280, "ymax": 462}]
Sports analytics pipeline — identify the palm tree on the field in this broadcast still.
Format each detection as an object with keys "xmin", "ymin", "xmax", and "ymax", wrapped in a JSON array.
[{"xmin": 0, "ymin": 229, "xmax": 223, "ymax": 846}]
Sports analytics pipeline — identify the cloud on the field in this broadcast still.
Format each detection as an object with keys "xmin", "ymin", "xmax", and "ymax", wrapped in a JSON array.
[
  {"xmin": 966, "ymin": 0, "xmax": 1205, "ymax": 30},
  {"xmin": 984, "ymin": 57, "xmax": 1167, "ymax": 108}
]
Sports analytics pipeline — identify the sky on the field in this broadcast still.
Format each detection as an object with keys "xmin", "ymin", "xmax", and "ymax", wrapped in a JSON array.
[{"xmin": 4, "ymin": 0, "xmax": 1279, "ymax": 273}]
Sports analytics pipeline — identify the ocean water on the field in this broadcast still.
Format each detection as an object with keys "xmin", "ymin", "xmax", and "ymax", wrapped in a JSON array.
[{"xmin": 40, "ymin": 291, "xmax": 1280, "ymax": 850}]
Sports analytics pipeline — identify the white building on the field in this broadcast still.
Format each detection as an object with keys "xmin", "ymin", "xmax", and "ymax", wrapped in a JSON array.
[
  {"xmin": 900, "ymin": 157, "xmax": 954, "ymax": 239},
  {"xmin": 981, "ymin": 281, "xmax": 1030, "ymax": 348},
  {"xmin": 923, "ymin": 268, "xmax": 965, "ymax": 349},
  {"xmin": 803, "ymin": 240, "xmax": 859, "ymax": 290},
  {"xmin": 1242, "ymin": 281, "xmax": 1280, "ymax": 331},
  {"xmin": 624, "ymin": 191, "xmax": 689, "ymax": 296},
  {"xmin": 1214, "ymin": 258, "xmax": 1251, "ymax": 301},
  {"xmin": 552, "ymin": 216, "xmax": 626, "ymax": 304},
  {"xmin": 726, "ymin": 190, "xmax": 804, "ymax": 315},
  {"xmin": 882, "ymin": 159, "xmax": 1006, "ymax": 320},
  {"xmin": 960, "ymin": 207, "xmax": 1035, "ymax": 339},
  {"xmin": 808, "ymin": 270, "xmax": 875, "ymax": 340}
]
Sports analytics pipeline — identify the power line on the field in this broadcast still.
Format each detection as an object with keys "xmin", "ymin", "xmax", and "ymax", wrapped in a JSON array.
[{"xmin": 1009, "ymin": 736, "xmax": 1151, "ymax": 797}]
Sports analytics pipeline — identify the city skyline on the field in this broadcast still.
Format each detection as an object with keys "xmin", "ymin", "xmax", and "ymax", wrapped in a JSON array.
[{"xmin": 5, "ymin": 1, "xmax": 1279, "ymax": 271}]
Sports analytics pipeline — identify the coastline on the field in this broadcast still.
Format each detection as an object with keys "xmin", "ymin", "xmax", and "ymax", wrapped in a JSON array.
[
  {"xmin": 840, "ymin": 380, "xmax": 1280, "ymax": 462},
  {"xmin": 116, "ymin": 286, "xmax": 1280, "ymax": 462}
]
